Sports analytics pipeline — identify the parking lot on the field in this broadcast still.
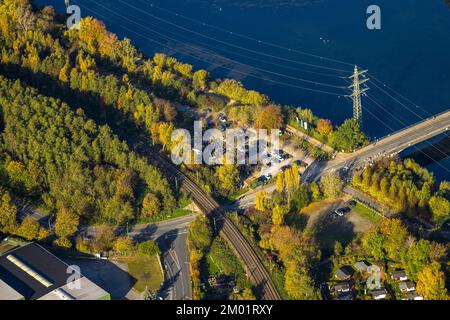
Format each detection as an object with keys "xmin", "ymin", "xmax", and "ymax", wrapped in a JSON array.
[{"xmin": 301, "ymin": 197, "xmax": 380, "ymax": 250}]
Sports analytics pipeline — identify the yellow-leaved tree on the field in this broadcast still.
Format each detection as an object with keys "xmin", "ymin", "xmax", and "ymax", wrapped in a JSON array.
[
  {"xmin": 416, "ymin": 262, "xmax": 448, "ymax": 300},
  {"xmin": 255, "ymin": 191, "xmax": 271, "ymax": 212}
]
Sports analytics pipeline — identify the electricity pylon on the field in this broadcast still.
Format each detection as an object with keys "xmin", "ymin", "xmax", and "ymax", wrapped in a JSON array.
[{"xmin": 349, "ymin": 66, "xmax": 369, "ymax": 127}]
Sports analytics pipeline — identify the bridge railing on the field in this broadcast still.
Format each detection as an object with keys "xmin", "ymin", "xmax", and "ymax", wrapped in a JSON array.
[{"xmin": 369, "ymin": 108, "xmax": 450, "ymax": 144}]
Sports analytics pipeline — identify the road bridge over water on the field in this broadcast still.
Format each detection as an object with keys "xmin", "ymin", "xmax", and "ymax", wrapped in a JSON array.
[{"xmin": 303, "ymin": 109, "xmax": 450, "ymax": 182}]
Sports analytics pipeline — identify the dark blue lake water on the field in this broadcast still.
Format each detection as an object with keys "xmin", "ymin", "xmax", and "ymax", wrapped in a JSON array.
[{"xmin": 33, "ymin": 0, "xmax": 450, "ymax": 180}]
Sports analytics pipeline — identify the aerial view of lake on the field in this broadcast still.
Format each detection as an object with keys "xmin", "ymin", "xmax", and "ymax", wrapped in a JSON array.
[{"xmin": 34, "ymin": 0, "xmax": 450, "ymax": 180}]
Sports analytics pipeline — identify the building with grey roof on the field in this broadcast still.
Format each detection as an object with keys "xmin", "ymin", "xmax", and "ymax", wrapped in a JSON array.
[{"xmin": 0, "ymin": 242, "xmax": 110, "ymax": 300}]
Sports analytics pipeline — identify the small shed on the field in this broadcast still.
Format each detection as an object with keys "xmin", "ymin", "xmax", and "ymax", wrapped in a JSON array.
[{"xmin": 391, "ymin": 270, "xmax": 408, "ymax": 282}]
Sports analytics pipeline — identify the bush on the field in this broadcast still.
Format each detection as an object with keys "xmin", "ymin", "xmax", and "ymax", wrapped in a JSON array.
[
  {"xmin": 75, "ymin": 236, "xmax": 91, "ymax": 254},
  {"xmin": 138, "ymin": 240, "xmax": 160, "ymax": 256},
  {"xmin": 114, "ymin": 236, "xmax": 135, "ymax": 255}
]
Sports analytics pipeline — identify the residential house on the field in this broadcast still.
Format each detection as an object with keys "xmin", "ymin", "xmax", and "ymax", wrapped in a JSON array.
[
  {"xmin": 406, "ymin": 291, "xmax": 424, "ymax": 301},
  {"xmin": 332, "ymin": 282, "xmax": 351, "ymax": 293},
  {"xmin": 334, "ymin": 267, "xmax": 352, "ymax": 281},
  {"xmin": 370, "ymin": 288, "xmax": 388, "ymax": 300},
  {"xmin": 391, "ymin": 270, "xmax": 408, "ymax": 282},
  {"xmin": 399, "ymin": 281, "xmax": 416, "ymax": 293}
]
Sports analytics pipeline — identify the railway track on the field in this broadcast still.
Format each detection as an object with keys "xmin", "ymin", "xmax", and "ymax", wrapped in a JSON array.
[{"xmin": 142, "ymin": 146, "xmax": 281, "ymax": 300}]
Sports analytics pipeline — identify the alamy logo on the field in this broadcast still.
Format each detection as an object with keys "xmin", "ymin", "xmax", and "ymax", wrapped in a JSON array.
[
  {"xmin": 367, "ymin": 5, "xmax": 381, "ymax": 30},
  {"xmin": 366, "ymin": 265, "xmax": 382, "ymax": 290},
  {"xmin": 66, "ymin": 5, "xmax": 81, "ymax": 30},
  {"xmin": 66, "ymin": 265, "xmax": 81, "ymax": 290},
  {"xmin": 171, "ymin": 121, "xmax": 280, "ymax": 166}
]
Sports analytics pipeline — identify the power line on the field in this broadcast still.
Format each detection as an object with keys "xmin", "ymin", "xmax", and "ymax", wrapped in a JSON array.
[
  {"xmin": 368, "ymin": 73, "xmax": 434, "ymax": 118},
  {"xmin": 344, "ymin": 72, "xmax": 449, "ymax": 162},
  {"xmin": 369, "ymin": 77, "xmax": 429, "ymax": 120},
  {"xmin": 75, "ymin": 1, "xmax": 449, "ymax": 172},
  {"xmin": 140, "ymin": 0, "xmax": 356, "ymax": 68},
  {"xmin": 365, "ymin": 76, "xmax": 450, "ymax": 161},
  {"xmin": 116, "ymin": 0, "xmax": 353, "ymax": 74},
  {"xmin": 346, "ymin": 96, "xmax": 450, "ymax": 174},
  {"xmin": 82, "ymin": 0, "xmax": 349, "ymax": 90},
  {"xmin": 103, "ymin": 3, "xmax": 348, "ymax": 80},
  {"xmin": 365, "ymin": 94, "xmax": 449, "ymax": 159},
  {"xmin": 75, "ymin": 0, "xmax": 349, "ymax": 96}
]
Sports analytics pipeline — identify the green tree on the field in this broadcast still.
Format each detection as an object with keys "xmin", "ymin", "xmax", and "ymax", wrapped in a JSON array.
[
  {"xmin": 320, "ymin": 172, "xmax": 343, "ymax": 199},
  {"xmin": 54, "ymin": 207, "xmax": 79, "ymax": 248},
  {"xmin": 276, "ymin": 174, "xmax": 284, "ymax": 193},
  {"xmin": 334, "ymin": 241, "xmax": 343, "ymax": 256},
  {"xmin": 284, "ymin": 265, "xmax": 320, "ymax": 300},
  {"xmin": 310, "ymin": 182, "xmax": 322, "ymax": 201},
  {"xmin": 141, "ymin": 192, "xmax": 160, "ymax": 218},
  {"xmin": 255, "ymin": 191, "xmax": 271, "ymax": 212},
  {"xmin": 138, "ymin": 240, "xmax": 161, "ymax": 256},
  {"xmin": 330, "ymin": 119, "xmax": 367, "ymax": 152},
  {"xmin": 92, "ymin": 225, "xmax": 116, "ymax": 253},
  {"xmin": 231, "ymin": 288, "xmax": 256, "ymax": 300},
  {"xmin": 187, "ymin": 215, "xmax": 212, "ymax": 253},
  {"xmin": 15, "ymin": 217, "xmax": 48, "ymax": 241},
  {"xmin": 257, "ymin": 104, "xmax": 284, "ymax": 130},
  {"xmin": 192, "ymin": 70, "xmax": 210, "ymax": 90},
  {"xmin": 416, "ymin": 262, "xmax": 448, "ymax": 300},
  {"xmin": 429, "ymin": 196, "xmax": 450, "ymax": 224},
  {"xmin": 114, "ymin": 236, "xmax": 135, "ymax": 255},
  {"xmin": 0, "ymin": 192, "xmax": 18, "ymax": 234},
  {"xmin": 272, "ymin": 205, "xmax": 287, "ymax": 225},
  {"xmin": 216, "ymin": 165, "xmax": 240, "ymax": 193}
]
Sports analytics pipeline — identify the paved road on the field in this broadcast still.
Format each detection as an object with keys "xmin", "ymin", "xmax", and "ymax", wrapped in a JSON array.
[
  {"xmin": 225, "ymin": 184, "xmax": 277, "ymax": 211},
  {"xmin": 158, "ymin": 229, "xmax": 191, "ymax": 300},
  {"xmin": 11, "ymin": 198, "xmax": 54, "ymax": 229},
  {"xmin": 85, "ymin": 214, "xmax": 197, "ymax": 300},
  {"xmin": 286, "ymin": 125, "xmax": 335, "ymax": 153},
  {"xmin": 303, "ymin": 110, "xmax": 450, "ymax": 183},
  {"xmin": 128, "ymin": 216, "xmax": 195, "ymax": 300}
]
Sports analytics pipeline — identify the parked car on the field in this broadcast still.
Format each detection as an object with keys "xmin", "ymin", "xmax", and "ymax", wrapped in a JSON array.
[
  {"xmin": 348, "ymin": 200, "xmax": 357, "ymax": 208},
  {"xmin": 253, "ymin": 177, "xmax": 265, "ymax": 188},
  {"xmin": 218, "ymin": 115, "xmax": 228, "ymax": 123},
  {"xmin": 335, "ymin": 207, "xmax": 351, "ymax": 217},
  {"xmin": 293, "ymin": 159, "xmax": 308, "ymax": 167},
  {"xmin": 280, "ymin": 165, "xmax": 291, "ymax": 173},
  {"xmin": 272, "ymin": 158, "xmax": 281, "ymax": 165},
  {"xmin": 270, "ymin": 150, "xmax": 280, "ymax": 157},
  {"xmin": 329, "ymin": 211, "xmax": 338, "ymax": 218}
]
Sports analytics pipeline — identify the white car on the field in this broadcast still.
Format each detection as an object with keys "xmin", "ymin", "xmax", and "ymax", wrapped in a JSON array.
[{"xmin": 270, "ymin": 150, "xmax": 280, "ymax": 157}]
